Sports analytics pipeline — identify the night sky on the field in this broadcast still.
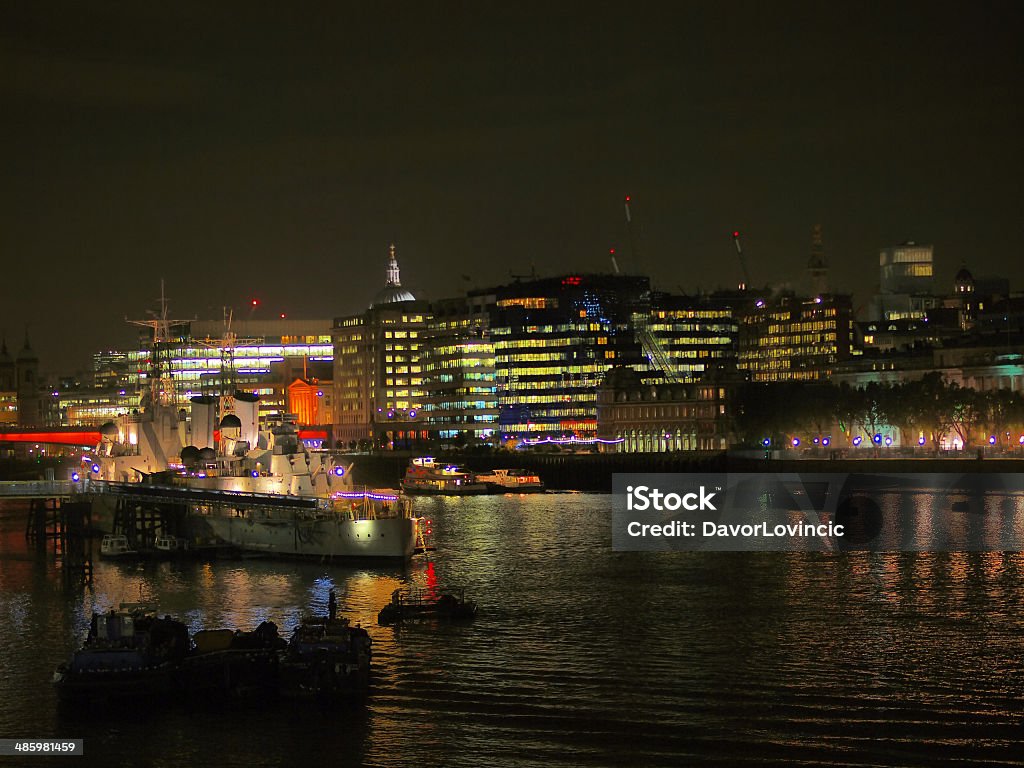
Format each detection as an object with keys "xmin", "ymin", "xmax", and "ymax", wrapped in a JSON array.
[{"xmin": 3, "ymin": 2, "xmax": 1021, "ymax": 371}]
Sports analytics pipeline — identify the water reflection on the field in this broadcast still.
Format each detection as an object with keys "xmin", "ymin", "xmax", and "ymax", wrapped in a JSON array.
[{"xmin": 2, "ymin": 495, "xmax": 1024, "ymax": 767}]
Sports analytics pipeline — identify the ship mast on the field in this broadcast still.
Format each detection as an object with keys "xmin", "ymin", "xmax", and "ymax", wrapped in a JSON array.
[{"xmin": 126, "ymin": 279, "xmax": 194, "ymax": 408}]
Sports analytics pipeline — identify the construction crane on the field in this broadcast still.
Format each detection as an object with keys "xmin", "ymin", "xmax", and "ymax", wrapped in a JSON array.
[
  {"xmin": 624, "ymin": 195, "xmax": 641, "ymax": 273},
  {"xmin": 732, "ymin": 230, "xmax": 751, "ymax": 289}
]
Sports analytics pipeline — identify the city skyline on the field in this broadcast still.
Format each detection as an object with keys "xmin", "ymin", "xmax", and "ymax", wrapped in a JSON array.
[{"xmin": 3, "ymin": 2, "xmax": 1021, "ymax": 369}]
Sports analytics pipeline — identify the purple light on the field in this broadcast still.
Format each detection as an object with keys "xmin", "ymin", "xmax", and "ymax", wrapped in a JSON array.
[
  {"xmin": 792, "ymin": 438, "xmax": 800, "ymax": 447},
  {"xmin": 762, "ymin": 438, "xmax": 770, "ymax": 447},
  {"xmin": 822, "ymin": 438, "xmax": 830, "ymax": 446},
  {"xmin": 873, "ymin": 434, "xmax": 882, "ymax": 444},
  {"xmin": 251, "ymin": 470, "xmax": 259, "ymax": 478},
  {"xmin": 90, "ymin": 463, "xmax": 100, "ymax": 473},
  {"xmin": 333, "ymin": 466, "xmax": 345, "ymax": 477},
  {"xmin": 918, "ymin": 436, "xmax": 926, "ymax": 446},
  {"xmin": 71, "ymin": 472, "xmax": 80, "ymax": 482},
  {"xmin": 989, "ymin": 435, "xmax": 997, "ymax": 445},
  {"xmin": 884, "ymin": 436, "xmax": 892, "ymax": 446},
  {"xmin": 335, "ymin": 491, "xmax": 399, "ymax": 501},
  {"xmin": 813, "ymin": 437, "xmax": 820, "ymax": 444},
  {"xmin": 853, "ymin": 436, "xmax": 862, "ymax": 446}
]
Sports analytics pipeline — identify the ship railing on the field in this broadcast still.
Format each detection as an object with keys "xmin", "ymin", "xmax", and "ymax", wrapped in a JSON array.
[{"xmin": 331, "ymin": 488, "xmax": 413, "ymax": 521}]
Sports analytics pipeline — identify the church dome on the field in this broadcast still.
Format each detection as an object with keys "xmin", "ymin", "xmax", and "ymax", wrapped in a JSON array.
[
  {"xmin": 370, "ymin": 243, "xmax": 417, "ymax": 308},
  {"xmin": 372, "ymin": 285, "xmax": 416, "ymax": 306}
]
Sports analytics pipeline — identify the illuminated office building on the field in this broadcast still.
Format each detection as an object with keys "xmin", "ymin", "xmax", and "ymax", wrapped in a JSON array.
[
  {"xmin": 870, "ymin": 242, "xmax": 937, "ymax": 321},
  {"xmin": 421, "ymin": 294, "xmax": 498, "ymax": 445},
  {"xmin": 332, "ymin": 245, "xmax": 430, "ymax": 448},
  {"xmin": 490, "ymin": 274, "xmax": 649, "ymax": 439},
  {"xmin": 644, "ymin": 294, "xmax": 738, "ymax": 380},
  {"xmin": 51, "ymin": 319, "xmax": 333, "ymax": 428},
  {"xmin": 738, "ymin": 294, "xmax": 854, "ymax": 382}
]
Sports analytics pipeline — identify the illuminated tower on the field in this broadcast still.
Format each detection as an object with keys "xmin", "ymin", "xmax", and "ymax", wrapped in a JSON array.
[{"xmin": 807, "ymin": 224, "xmax": 829, "ymax": 296}]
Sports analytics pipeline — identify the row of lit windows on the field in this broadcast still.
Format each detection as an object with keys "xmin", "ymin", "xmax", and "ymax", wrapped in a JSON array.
[
  {"xmin": 650, "ymin": 324, "xmax": 736, "ymax": 334},
  {"xmin": 490, "ymin": 324, "xmax": 597, "ymax": 338},
  {"xmin": 425, "ymin": 346, "xmax": 493, "ymax": 358},
  {"xmin": 499, "ymin": 365, "xmax": 604, "ymax": 377},
  {"xmin": 496, "ymin": 297, "xmax": 553, "ymax": 309},
  {"xmin": 655, "ymin": 310, "xmax": 732, "ymax": 320}
]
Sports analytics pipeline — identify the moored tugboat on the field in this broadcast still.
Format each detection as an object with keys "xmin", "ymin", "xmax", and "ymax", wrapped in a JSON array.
[
  {"xmin": 279, "ymin": 593, "xmax": 372, "ymax": 702},
  {"xmin": 53, "ymin": 604, "xmax": 190, "ymax": 702}
]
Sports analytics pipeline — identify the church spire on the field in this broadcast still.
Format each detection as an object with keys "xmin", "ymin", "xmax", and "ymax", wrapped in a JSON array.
[{"xmin": 386, "ymin": 243, "xmax": 402, "ymax": 287}]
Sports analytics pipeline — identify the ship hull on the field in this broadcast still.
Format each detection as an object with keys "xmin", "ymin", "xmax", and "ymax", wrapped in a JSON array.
[{"xmin": 203, "ymin": 514, "xmax": 416, "ymax": 560}]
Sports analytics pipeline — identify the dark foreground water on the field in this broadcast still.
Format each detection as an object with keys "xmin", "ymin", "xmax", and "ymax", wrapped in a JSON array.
[{"xmin": 1, "ymin": 493, "xmax": 1023, "ymax": 767}]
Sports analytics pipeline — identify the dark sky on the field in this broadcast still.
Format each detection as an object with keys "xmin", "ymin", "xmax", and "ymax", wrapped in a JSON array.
[{"xmin": 3, "ymin": 1, "xmax": 1022, "ymax": 371}]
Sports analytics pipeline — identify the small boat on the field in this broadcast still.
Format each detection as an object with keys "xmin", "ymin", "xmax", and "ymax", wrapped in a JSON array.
[
  {"xmin": 474, "ymin": 468, "xmax": 545, "ymax": 494},
  {"xmin": 279, "ymin": 593, "xmax": 372, "ymax": 701},
  {"xmin": 99, "ymin": 534, "xmax": 140, "ymax": 560},
  {"xmin": 401, "ymin": 457, "xmax": 488, "ymax": 495},
  {"xmin": 53, "ymin": 604, "xmax": 190, "ymax": 702},
  {"xmin": 153, "ymin": 535, "xmax": 187, "ymax": 557},
  {"xmin": 377, "ymin": 588, "xmax": 477, "ymax": 626}
]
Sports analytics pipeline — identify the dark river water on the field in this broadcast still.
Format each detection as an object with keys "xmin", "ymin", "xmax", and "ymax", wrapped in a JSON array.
[{"xmin": 1, "ymin": 493, "xmax": 1023, "ymax": 767}]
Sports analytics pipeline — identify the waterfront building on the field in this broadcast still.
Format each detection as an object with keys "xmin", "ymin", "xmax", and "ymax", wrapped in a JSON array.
[
  {"xmin": 332, "ymin": 245, "xmax": 430, "ymax": 449},
  {"xmin": 490, "ymin": 274, "xmax": 649, "ymax": 440},
  {"xmin": 833, "ymin": 333, "xmax": 1024, "ymax": 447},
  {"xmin": 47, "ymin": 316, "xmax": 333, "ymax": 429},
  {"xmin": 421, "ymin": 294, "xmax": 499, "ymax": 445},
  {"xmin": 737, "ymin": 294, "xmax": 854, "ymax": 382},
  {"xmin": 596, "ymin": 366, "xmax": 731, "ymax": 452}
]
